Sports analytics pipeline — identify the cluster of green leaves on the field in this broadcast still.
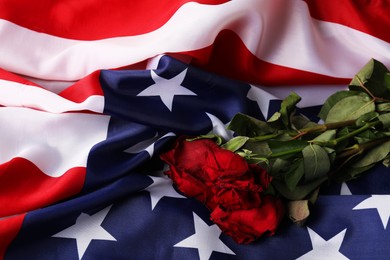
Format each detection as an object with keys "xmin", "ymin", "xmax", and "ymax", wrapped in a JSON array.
[{"xmin": 221, "ymin": 59, "xmax": 390, "ymax": 223}]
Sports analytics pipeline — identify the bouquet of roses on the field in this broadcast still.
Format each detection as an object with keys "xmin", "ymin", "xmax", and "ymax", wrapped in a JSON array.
[{"xmin": 160, "ymin": 59, "xmax": 390, "ymax": 244}]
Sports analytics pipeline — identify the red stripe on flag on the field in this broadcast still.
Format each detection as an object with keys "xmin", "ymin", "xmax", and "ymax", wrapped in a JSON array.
[
  {"xmin": 0, "ymin": 0, "xmax": 228, "ymax": 40},
  {"xmin": 0, "ymin": 68, "xmax": 40, "ymax": 87},
  {"xmin": 304, "ymin": 0, "xmax": 390, "ymax": 43},
  {"xmin": 0, "ymin": 158, "xmax": 85, "ymax": 217},
  {"xmin": 59, "ymin": 71, "xmax": 104, "ymax": 103},
  {"xmin": 0, "ymin": 214, "xmax": 25, "ymax": 260},
  {"xmin": 58, "ymin": 59, "xmax": 151, "ymax": 103},
  {"xmin": 185, "ymin": 30, "xmax": 350, "ymax": 86}
]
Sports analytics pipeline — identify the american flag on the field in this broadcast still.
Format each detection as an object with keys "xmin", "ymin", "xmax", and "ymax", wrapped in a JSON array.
[{"xmin": 1, "ymin": 0, "xmax": 390, "ymax": 259}]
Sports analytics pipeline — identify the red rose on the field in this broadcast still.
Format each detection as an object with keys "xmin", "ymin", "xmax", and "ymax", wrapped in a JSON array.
[
  {"xmin": 160, "ymin": 137, "xmax": 249, "ymax": 210},
  {"xmin": 160, "ymin": 137, "xmax": 285, "ymax": 244},
  {"xmin": 214, "ymin": 164, "xmax": 271, "ymax": 211},
  {"xmin": 210, "ymin": 196, "xmax": 285, "ymax": 244}
]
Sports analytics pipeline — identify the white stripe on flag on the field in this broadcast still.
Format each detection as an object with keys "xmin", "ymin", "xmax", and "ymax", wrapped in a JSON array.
[
  {"xmin": 0, "ymin": 0, "xmax": 389, "ymax": 81},
  {"xmin": 0, "ymin": 107, "xmax": 110, "ymax": 177},
  {"xmin": 0, "ymin": 79, "xmax": 105, "ymax": 113}
]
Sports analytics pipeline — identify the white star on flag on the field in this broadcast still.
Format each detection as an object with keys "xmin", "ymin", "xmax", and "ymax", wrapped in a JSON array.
[
  {"xmin": 246, "ymin": 85, "xmax": 278, "ymax": 119},
  {"xmin": 205, "ymin": 112, "xmax": 234, "ymax": 141},
  {"xmin": 297, "ymin": 227, "xmax": 348, "ymax": 260},
  {"xmin": 52, "ymin": 205, "xmax": 116, "ymax": 260},
  {"xmin": 174, "ymin": 212, "xmax": 235, "ymax": 260},
  {"xmin": 145, "ymin": 175, "xmax": 186, "ymax": 210},
  {"xmin": 340, "ymin": 182, "xmax": 352, "ymax": 195},
  {"xmin": 137, "ymin": 69, "xmax": 197, "ymax": 111},
  {"xmin": 124, "ymin": 132, "xmax": 175, "ymax": 157},
  {"xmin": 353, "ymin": 195, "xmax": 390, "ymax": 229}
]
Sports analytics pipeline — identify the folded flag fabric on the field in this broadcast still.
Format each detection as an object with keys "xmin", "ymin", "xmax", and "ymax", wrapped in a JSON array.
[
  {"xmin": 2, "ymin": 54, "xmax": 390, "ymax": 260},
  {"xmin": 1, "ymin": 0, "xmax": 390, "ymax": 259},
  {"xmin": 1, "ymin": 0, "xmax": 390, "ymax": 87}
]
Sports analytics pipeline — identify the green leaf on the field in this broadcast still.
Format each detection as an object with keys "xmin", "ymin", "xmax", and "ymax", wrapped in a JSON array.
[
  {"xmin": 267, "ymin": 111, "xmax": 286, "ymax": 130},
  {"xmin": 221, "ymin": 136, "xmax": 249, "ymax": 152},
  {"xmin": 333, "ymin": 127, "xmax": 351, "ymax": 152},
  {"xmin": 307, "ymin": 188, "xmax": 320, "ymax": 205},
  {"xmin": 268, "ymin": 112, "xmax": 281, "ymax": 123},
  {"xmin": 272, "ymin": 176, "xmax": 327, "ymax": 200},
  {"xmin": 333, "ymin": 140, "xmax": 390, "ymax": 182},
  {"xmin": 270, "ymin": 158, "xmax": 290, "ymax": 177},
  {"xmin": 335, "ymin": 164, "xmax": 374, "ymax": 182},
  {"xmin": 274, "ymin": 133, "xmax": 295, "ymax": 141},
  {"xmin": 385, "ymin": 72, "xmax": 390, "ymax": 86},
  {"xmin": 312, "ymin": 129, "xmax": 337, "ymax": 143},
  {"xmin": 377, "ymin": 103, "xmax": 390, "ymax": 112},
  {"xmin": 246, "ymin": 157, "xmax": 269, "ymax": 165},
  {"xmin": 302, "ymin": 144, "xmax": 331, "ymax": 182},
  {"xmin": 269, "ymin": 158, "xmax": 305, "ymax": 191},
  {"xmin": 318, "ymin": 90, "xmax": 360, "ymax": 120},
  {"xmin": 243, "ymin": 140, "xmax": 272, "ymax": 158},
  {"xmin": 378, "ymin": 113, "xmax": 390, "ymax": 129},
  {"xmin": 352, "ymin": 140, "xmax": 390, "ymax": 168},
  {"xmin": 354, "ymin": 129, "xmax": 381, "ymax": 144},
  {"xmin": 355, "ymin": 111, "xmax": 379, "ymax": 127},
  {"xmin": 291, "ymin": 114, "xmax": 317, "ymax": 131},
  {"xmin": 383, "ymin": 155, "xmax": 390, "ymax": 167},
  {"xmin": 236, "ymin": 149, "xmax": 269, "ymax": 164},
  {"xmin": 187, "ymin": 134, "xmax": 223, "ymax": 145},
  {"xmin": 325, "ymin": 92, "xmax": 375, "ymax": 123},
  {"xmin": 268, "ymin": 139, "xmax": 308, "ymax": 159},
  {"xmin": 280, "ymin": 92, "xmax": 301, "ymax": 129},
  {"xmin": 227, "ymin": 113, "xmax": 275, "ymax": 137},
  {"xmin": 284, "ymin": 159, "xmax": 305, "ymax": 191},
  {"xmin": 324, "ymin": 147, "xmax": 336, "ymax": 164},
  {"xmin": 349, "ymin": 59, "xmax": 390, "ymax": 100}
]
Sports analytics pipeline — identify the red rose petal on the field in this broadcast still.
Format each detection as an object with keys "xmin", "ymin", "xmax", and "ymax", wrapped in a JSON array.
[
  {"xmin": 160, "ymin": 137, "xmax": 285, "ymax": 244},
  {"xmin": 210, "ymin": 196, "xmax": 285, "ymax": 244}
]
